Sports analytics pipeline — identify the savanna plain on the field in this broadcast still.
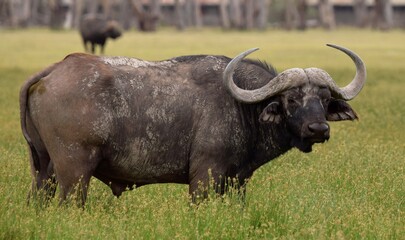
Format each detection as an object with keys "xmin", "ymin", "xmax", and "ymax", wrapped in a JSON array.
[{"xmin": 0, "ymin": 28, "xmax": 404, "ymax": 239}]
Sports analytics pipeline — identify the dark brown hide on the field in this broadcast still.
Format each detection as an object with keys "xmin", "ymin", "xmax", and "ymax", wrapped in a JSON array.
[{"xmin": 20, "ymin": 48, "xmax": 364, "ymax": 206}]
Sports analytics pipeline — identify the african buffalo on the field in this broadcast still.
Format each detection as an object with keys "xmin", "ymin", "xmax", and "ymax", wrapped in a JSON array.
[
  {"xmin": 79, "ymin": 14, "xmax": 122, "ymax": 54},
  {"xmin": 20, "ymin": 44, "xmax": 366, "ymax": 205}
]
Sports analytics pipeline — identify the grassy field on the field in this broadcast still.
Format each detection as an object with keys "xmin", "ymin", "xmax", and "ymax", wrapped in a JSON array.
[{"xmin": 0, "ymin": 28, "xmax": 404, "ymax": 239}]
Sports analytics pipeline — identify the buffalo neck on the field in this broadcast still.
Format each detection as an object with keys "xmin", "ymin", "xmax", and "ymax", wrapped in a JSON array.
[{"xmin": 236, "ymin": 102, "xmax": 293, "ymax": 180}]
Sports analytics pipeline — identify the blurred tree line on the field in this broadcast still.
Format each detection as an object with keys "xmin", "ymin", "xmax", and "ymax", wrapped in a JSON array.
[{"xmin": 0, "ymin": 0, "xmax": 398, "ymax": 31}]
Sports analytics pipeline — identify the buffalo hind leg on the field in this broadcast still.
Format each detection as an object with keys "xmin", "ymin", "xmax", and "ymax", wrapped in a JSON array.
[
  {"xmin": 28, "ymin": 154, "xmax": 57, "ymax": 207},
  {"xmin": 82, "ymin": 39, "xmax": 89, "ymax": 53},
  {"xmin": 53, "ymin": 147, "xmax": 101, "ymax": 207},
  {"xmin": 100, "ymin": 44, "xmax": 105, "ymax": 55},
  {"xmin": 57, "ymin": 171, "xmax": 94, "ymax": 207},
  {"xmin": 26, "ymin": 121, "xmax": 57, "ymax": 206},
  {"xmin": 91, "ymin": 43, "xmax": 96, "ymax": 54}
]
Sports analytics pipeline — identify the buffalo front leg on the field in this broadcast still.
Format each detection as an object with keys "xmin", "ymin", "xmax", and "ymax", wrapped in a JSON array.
[
  {"xmin": 188, "ymin": 168, "xmax": 229, "ymax": 203},
  {"xmin": 189, "ymin": 168, "xmax": 248, "ymax": 203}
]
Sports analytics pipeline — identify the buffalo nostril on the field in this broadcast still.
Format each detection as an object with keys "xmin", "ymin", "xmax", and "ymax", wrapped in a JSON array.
[{"xmin": 308, "ymin": 123, "xmax": 329, "ymax": 134}]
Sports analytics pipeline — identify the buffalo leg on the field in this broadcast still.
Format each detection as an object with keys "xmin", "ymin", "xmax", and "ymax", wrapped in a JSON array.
[
  {"xmin": 91, "ymin": 43, "xmax": 96, "ymax": 54},
  {"xmin": 28, "ymin": 151, "xmax": 57, "ymax": 206},
  {"xmin": 189, "ymin": 167, "xmax": 247, "ymax": 203},
  {"xmin": 189, "ymin": 168, "xmax": 227, "ymax": 202},
  {"xmin": 82, "ymin": 40, "xmax": 89, "ymax": 52},
  {"xmin": 26, "ymin": 117, "xmax": 57, "ymax": 206},
  {"xmin": 100, "ymin": 44, "xmax": 105, "ymax": 55},
  {"xmin": 51, "ymin": 146, "xmax": 101, "ymax": 207}
]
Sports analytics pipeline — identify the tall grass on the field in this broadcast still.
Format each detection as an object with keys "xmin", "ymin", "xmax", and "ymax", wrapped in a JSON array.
[{"xmin": 0, "ymin": 28, "xmax": 404, "ymax": 239}]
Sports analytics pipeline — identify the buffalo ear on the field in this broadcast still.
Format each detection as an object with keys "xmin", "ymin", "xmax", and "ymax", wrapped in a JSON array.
[
  {"xmin": 260, "ymin": 102, "xmax": 281, "ymax": 124},
  {"xmin": 327, "ymin": 99, "xmax": 358, "ymax": 121}
]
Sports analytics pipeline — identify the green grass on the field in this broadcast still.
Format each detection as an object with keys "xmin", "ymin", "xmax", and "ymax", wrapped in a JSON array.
[{"xmin": 0, "ymin": 28, "xmax": 404, "ymax": 239}]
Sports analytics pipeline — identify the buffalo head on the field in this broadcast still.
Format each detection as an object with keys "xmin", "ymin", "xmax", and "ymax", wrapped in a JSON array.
[
  {"xmin": 105, "ymin": 20, "xmax": 122, "ymax": 39},
  {"xmin": 223, "ymin": 44, "xmax": 366, "ymax": 152}
]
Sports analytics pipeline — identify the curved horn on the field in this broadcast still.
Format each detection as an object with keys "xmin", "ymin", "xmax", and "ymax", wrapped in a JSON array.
[
  {"xmin": 223, "ymin": 48, "xmax": 308, "ymax": 103},
  {"xmin": 325, "ymin": 44, "xmax": 367, "ymax": 100}
]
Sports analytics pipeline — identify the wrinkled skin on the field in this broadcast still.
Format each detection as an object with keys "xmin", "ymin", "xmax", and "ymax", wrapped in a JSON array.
[{"xmin": 20, "ymin": 51, "xmax": 361, "ymax": 206}]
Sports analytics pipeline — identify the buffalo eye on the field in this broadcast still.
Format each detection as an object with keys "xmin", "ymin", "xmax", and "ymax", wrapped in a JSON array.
[
  {"xmin": 322, "ymin": 97, "xmax": 330, "ymax": 106},
  {"xmin": 286, "ymin": 97, "xmax": 301, "ymax": 114},
  {"xmin": 287, "ymin": 97, "xmax": 299, "ymax": 106},
  {"xmin": 319, "ymin": 88, "xmax": 331, "ymax": 107}
]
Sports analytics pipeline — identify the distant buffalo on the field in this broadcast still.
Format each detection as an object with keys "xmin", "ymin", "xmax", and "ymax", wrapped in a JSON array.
[{"xmin": 79, "ymin": 14, "xmax": 122, "ymax": 54}]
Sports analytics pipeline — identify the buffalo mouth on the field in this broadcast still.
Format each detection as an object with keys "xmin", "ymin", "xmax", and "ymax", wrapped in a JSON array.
[{"xmin": 291, "ymin": 136, "xmax": 329, "ymax": 153}]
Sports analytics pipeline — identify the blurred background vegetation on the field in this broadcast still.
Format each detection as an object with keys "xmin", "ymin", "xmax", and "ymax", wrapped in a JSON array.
[{"xmin": 0, "ymin": 0, "xmax": 403, "ymax": 31}]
